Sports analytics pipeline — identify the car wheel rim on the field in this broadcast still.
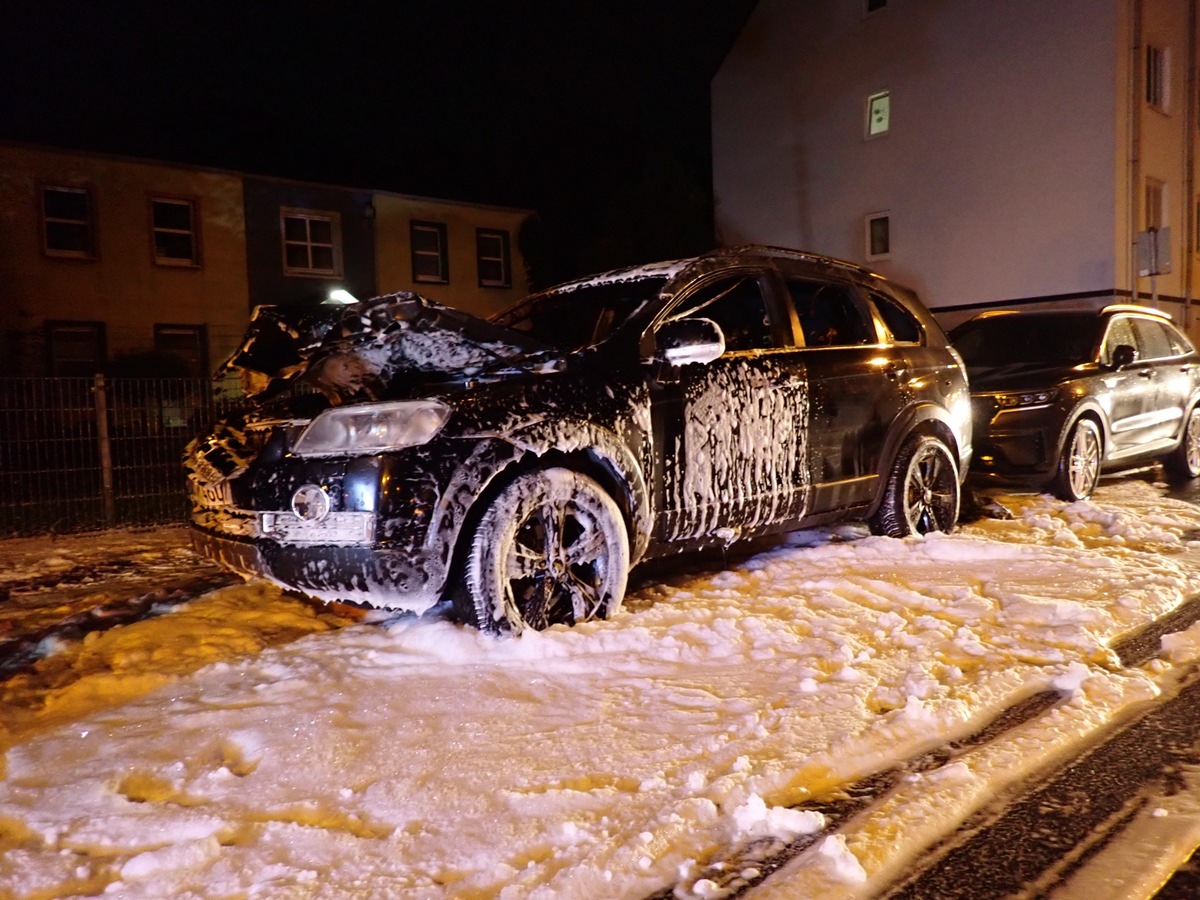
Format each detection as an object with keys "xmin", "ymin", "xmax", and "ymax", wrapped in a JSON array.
[
  {"xmin": 1067, "ymin": 423, "xmax": 1101, "ymax": 499},
  {"xmin": 903, "ymin": 442, "xmax": 957, "ymax": 535},
  {"xmin": 1186, "ymin": 410, "xmax": 1200, "ymax": 475},
  {"xmin": 493, "ymin": 472, "xmax": 626, "ymax": 632}
]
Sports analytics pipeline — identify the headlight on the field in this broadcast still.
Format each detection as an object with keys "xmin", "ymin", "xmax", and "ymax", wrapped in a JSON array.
[
  {"xmin": 293, "ymin": 400, "xmax": 451, "ymax": 457},
  {"xmin": 993, "ymin": 389, "xmax": 1058, "ymax": 410}
]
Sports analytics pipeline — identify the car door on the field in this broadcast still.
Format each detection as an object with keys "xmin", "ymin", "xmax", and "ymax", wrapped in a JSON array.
[
  {"xmin": 783, "ymin": 274, "xmax": 904, "ymax": 513},
  {"xmin": 648, "ymin": 269, "xmax": 810, "ymax": 542},
  {"xmin": 1097, "ymin": 316, "xmax": 1158, "ymax": 454},
  {"xmin": 1132, "ymin": 317, "xmax": 1194, "ymax": 443}
]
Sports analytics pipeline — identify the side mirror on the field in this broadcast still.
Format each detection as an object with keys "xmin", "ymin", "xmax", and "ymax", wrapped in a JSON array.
[
  {"xmin": 1110, "ymin": 344, "xmax": 1137, "ymax": 370},
  {"xmin": 653, "ymin": 318, "xmax": 726, "ymax": 368}
]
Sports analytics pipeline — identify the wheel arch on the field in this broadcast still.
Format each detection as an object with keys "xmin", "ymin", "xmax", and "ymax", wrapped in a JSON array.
[
  {"xmin": 439, "ymin": 431, "xmax": 651, "ymax": 609},
  {"xmin": 866, "ymin": 404, "xmax": 964, "ymax": 519}
]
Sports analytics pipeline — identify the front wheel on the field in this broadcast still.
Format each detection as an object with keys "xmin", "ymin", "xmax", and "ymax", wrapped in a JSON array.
[
  {"xmin": 1049, "ymin": 418, "xmax": 1101, "ymax": 501},
  {"xmin": 1164, "ymin": 406, "xmax": 1200, "ymax": 483},
  {"xmin": 462, "ymin": 467, "xmax": 629, "ymax": 635},
  {"xmin": 869, "ymin": 434, "xmax": 960, "ymax": 537}
]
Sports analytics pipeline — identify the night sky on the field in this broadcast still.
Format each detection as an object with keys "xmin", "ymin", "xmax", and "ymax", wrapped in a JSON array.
[{"xmin": 3, "ymin": 1, "xmax": 757, "ymax": 275}]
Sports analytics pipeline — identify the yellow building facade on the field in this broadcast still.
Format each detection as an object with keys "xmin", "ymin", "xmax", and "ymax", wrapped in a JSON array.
[
  {"xmin": 0, "ymin": 142, "xmax": 535, "ymax": 377},
  {"xmin": 0, "ymin": 142, "xmax": 250, "ymax": 376}
]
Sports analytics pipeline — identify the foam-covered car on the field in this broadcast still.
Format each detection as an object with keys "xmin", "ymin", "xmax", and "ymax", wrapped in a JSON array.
[
  {"xmin": 186, "ymin": 246, "xmax": 972, "ymax": 633},
  {"xmin": 950, "ymin": 304, "xmax": 1200, "ymax": 500}
]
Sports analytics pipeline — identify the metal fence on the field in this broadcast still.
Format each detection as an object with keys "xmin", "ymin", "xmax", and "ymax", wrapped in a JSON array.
[{"xmin": 0, "ymin": 377, "xmax": 240, "ymax": 536}]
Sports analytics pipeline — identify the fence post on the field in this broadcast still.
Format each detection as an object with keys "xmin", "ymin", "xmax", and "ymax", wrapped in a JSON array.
[{"xmin": 94, "ymin": 373, "xmax": 115, "ymax": 526}]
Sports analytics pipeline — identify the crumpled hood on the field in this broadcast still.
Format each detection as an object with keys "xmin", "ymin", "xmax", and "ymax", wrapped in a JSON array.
[{"xmin": 218, "ymin": 291, "xmax": 560, "ymax": 402}]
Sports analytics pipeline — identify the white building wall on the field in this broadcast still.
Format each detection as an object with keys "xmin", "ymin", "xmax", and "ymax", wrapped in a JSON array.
[{"xmin": 713, "ymin": 0, "xmax": 1121, "ymax": 320}]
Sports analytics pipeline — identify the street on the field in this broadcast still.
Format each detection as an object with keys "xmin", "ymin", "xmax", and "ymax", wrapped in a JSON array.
[{"xmin": 2, "ymin": 478, "xmax": 1200, "ymax": 898}]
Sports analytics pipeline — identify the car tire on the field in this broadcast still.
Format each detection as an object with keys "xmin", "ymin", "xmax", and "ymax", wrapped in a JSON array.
[
  {"xmin": 1164, "ymin": 406, "xmax": 1200, "ymax": 483},
  {"xmin": 1049, "ymin": 418, "xmax": 1102, "ymax": 501},
  {"xmin": 463, "ymin": 467, "xmax": 629, "ymax": 635},
  {"xmin": 869, "ymin": 433, "xmax": 960, "ymax": 537}
]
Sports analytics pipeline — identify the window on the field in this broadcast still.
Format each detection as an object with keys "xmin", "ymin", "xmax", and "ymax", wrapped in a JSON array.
[
  {"xmin": 154, "ymin": 324, "xmax": 208, "ymax": 376},
  {"xmin": 786, "ymin": 280, "xmax": 874, "ymax": 347},
  {"xmin": 865, "ymin": 0, "xmax": 887, "ymax": 13},
  {"xmin": 866, "ymin": 90, "xmax": 890, "ymax": 138},
  {"xmin": 868, "ymin": 290, "xmax": 921, "ymax": 343},
  {"xmin": 1146, "ymin": 44, "xmax": 1168, "ymax": 111},
  {"xmin": 411, "ymin": 221, "xmax": 449, "ymax": 283},
  {"xmin": 151, "ymin": 198, "xmax": 199, "ymax": 266},
  {"xmin": 281, "ymin": 209, "xmax": 341, "ymax": 276},
  {"xmin": 1100, "ymin": 318, "xmax": 1137, "ymax": 367},
  {"xmin": 1145, "ymin": 179, "xmax": 1166, "ymax": 230},
  {"xmin": 46, "ymin": 321, "xmax": 105, "ymax": 376},
  {"xmin": 1195, "ymin": 197, "xmax": 1200, "ymax": 253},
  {"xmin": 672, "ymin": 275, "xmax": 774, "ymax": 352},
  {"xmin": 866, "ymin": 212, "xmax": 891, "ymax": 259},
  {"xmin": 476, "ymin": 229, "xmax": 511, "ymax": 288},
  {"xmin": 41, "ymin": 186, "xmax": 95, "ymax": 258}
]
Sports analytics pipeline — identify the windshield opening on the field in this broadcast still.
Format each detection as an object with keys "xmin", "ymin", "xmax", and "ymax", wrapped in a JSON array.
[
  {"xmin": 950, "ymin": 314, "xmax": 1101, "ymax": 367},
  {"xmin": 492, "ymin": 277, "xmax": 667, "ymax": 352}
]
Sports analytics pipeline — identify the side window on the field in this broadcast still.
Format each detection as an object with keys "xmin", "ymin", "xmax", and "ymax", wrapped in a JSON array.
[
  {"xmin": 670, "ymin": 275, "xmax": 773, "ymax": 352},
  {"xmin": 786, "ymin": 279, "xmax": 874, "ymax": 347},
  {"xmin": 1100, "ymin": 318, "xmax": 1137, "ymax": 366},
  {"xmin": 1132, "ymin": 318, "xmax": 1173, "ymax": 360},
  {"xmin": 1162, "ymin": 322, "xmax": 1195, "ymax": 355},
  {"xmin": 867, "ymin": 290, "xmax": 921, "ymax": 343}
]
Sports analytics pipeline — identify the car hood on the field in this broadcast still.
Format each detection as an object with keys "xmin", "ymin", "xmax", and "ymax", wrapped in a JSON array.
[
  {"xmin": 218, "ymin": 291, "xmax": 563, "ymax": 403},
  {"xmin": 965, "ymin": 361, "xmax": 1082, "ymax": 393}
]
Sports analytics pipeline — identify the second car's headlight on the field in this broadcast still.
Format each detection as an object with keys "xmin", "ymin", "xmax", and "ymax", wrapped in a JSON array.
[
  {"xmin": 293, "ymin": 400, "xmax": 451, "ymax": 457},
  {"xmin": 994, "ymin": 389, "xmax": 1058, "ymax": 410}
]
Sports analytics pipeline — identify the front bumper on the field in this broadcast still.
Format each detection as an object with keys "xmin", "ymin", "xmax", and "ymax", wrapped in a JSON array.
[
  {"xmin": 189, "ymin": 525, "xmax": 445, "ymax": 614},
  {"xmin": 967, "ymin": 402, "xmax": 1064, "ymax": 485}
]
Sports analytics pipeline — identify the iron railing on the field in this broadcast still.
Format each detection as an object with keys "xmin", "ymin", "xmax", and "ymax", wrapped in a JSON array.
[{"xmin": 0, "ymin": 377, "xmax": 240, "ymax": 535}]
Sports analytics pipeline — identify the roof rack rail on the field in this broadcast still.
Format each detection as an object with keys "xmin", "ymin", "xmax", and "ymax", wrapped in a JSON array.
[
  {"xmin": 715, "ymin": 244, "xmax": 878, "ymax": 277},
  {"xmin": 1101, "ymin": 303, "xmax": 1171, "ymax": 319}
]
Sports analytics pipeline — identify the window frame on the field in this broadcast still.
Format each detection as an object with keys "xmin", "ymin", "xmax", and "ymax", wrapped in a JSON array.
[
  {"xmin": 45, "ymin": 320, "xmax": 106, "ymax": 376},
  {"xmin": 1146, "ymin": 44, "xmax": 1169, "ymax": 113},
  {"xmin": 865, "ymin": 211, "xmax": 891, "ymax": 260},
  {"xmin": 149, "ymin": 195, "xmax": 201, "ymax": 267},
  {"xmin": 280, "ymin": 207, "xmax": 343, "ymax": 277},
  {"xmin": 865, "ymin": 90, "xmax": 890, "ymax": 139},
  {"xmin": 411, "ymin": 220, "xmax": 450, "ymax": 284},
  {"xmin": 1144, "ymin": 178, "xmax": 1166, "ymax": 231},
  {"xmin": 476, "ymin": 228, "xmax": 512, "ymax": 288},
  {"xmin": 40, "ymin": 184, "xmax": 96, "ymax": 259},
  {"xmin": 154, "ymin": 323, "xmax": 209, "ymax": 376}
]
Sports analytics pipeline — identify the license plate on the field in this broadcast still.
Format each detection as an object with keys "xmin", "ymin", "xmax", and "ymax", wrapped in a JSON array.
[{"xmin": 193, "ymin": 477, "xmax": 233, "ymax": 509}]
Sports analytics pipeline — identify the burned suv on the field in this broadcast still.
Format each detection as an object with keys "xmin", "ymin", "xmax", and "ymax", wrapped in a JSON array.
[{"xmin": 186, "ymin": 246, "xmax": 971, "ymax": 633}]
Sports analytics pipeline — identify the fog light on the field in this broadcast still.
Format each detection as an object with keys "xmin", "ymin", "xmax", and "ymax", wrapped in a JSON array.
[{"xmin": 291, "ymin": 484, "xmax": 330, "ymax": 521}]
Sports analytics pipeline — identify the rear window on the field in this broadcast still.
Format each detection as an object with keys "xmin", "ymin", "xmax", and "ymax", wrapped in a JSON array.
[{"xmin": 950, "ymin": 314, "xmax": 1102, "ymax": 366}]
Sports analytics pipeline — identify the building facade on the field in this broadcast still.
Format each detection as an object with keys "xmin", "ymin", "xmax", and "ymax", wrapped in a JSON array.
[
  {"xmin": 0, "ymin": 142, "xmax": 533, "ymax": 377},
  {"xmin": 712, "ymin": 0, "xmax": 1198, "ymax": 332}
]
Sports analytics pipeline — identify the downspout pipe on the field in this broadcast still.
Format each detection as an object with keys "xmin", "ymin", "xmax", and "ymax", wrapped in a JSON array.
[
  {"xmin": 1185, "ymin": 0, "xmax": 1196, "ymax": 330},
  {"xmin": 1130, "ymin": 0, "xmax": 1142, "ymax": 305}
]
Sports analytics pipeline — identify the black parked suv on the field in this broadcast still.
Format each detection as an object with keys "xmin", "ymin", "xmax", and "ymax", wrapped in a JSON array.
[
  {"xmin": 186, "ymin": 246, "xmax": 971, "ymax": 633},
  {"xmin": 950, "ymin": 305, "xmax": 1200, "ymax": 501}
]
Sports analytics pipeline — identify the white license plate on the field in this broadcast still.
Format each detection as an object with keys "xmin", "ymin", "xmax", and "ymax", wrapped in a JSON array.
[{"xmin": 193, "ymin": 478, "xmax": 233, "ymax": 509}]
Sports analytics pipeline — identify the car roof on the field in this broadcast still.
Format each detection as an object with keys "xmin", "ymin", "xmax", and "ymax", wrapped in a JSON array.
[
  {"xmin": 538, "ymin": 244, "xmax": 890, "ymax": 297},
  {"xmin": 963, "ymin": 304, "xmax": 1174, "ymax": 324}
]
